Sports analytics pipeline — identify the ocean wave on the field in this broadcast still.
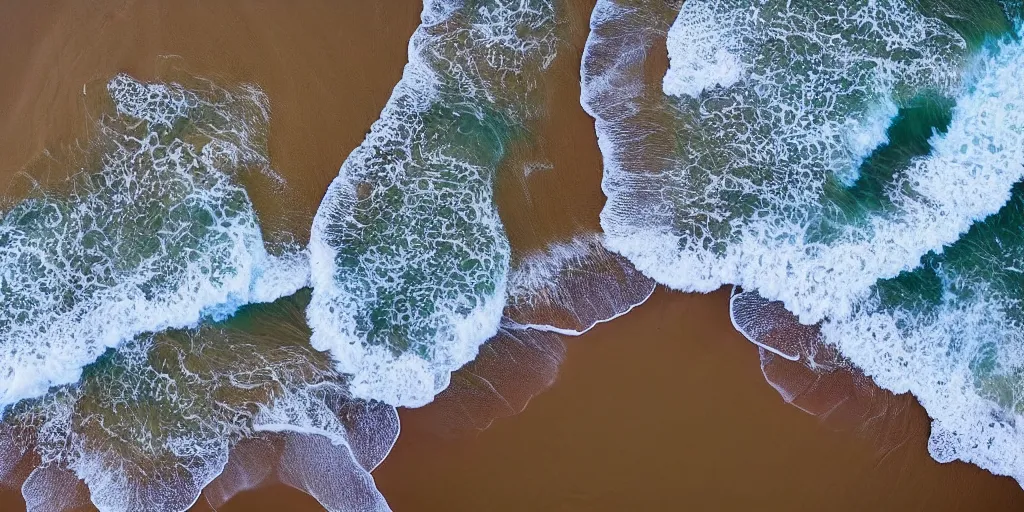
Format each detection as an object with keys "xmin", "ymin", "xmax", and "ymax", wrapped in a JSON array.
[
  {"xmin": 0, "ymin": 73, "xmax": 396, "ymax": 512},
  {"xmin": 0, "ymin": 291, "xmax": 398, "ymax": 512},
  {"xmin": 419, "ymin": 233, "xmax": 655, "ymax": 435},
  {"xmin": 307, "ymin": 0, "xmax": 558, "ymax": 407},
  {"xmin": 583, "ymin": 0, "xmax": 1024, "ymax": 487},
  {"xmin": 814, "ymin": 181, "xmax": 1024, "ymax": 485},
  {"xmin": 0, "ymin": 74, "xmax": 308, "ymax": 411}
]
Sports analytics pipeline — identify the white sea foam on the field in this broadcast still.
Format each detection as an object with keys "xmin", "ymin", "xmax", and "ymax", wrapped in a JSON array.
[
  {"xmin": 0, "ymin": 73, "xmax": 342, "ymax": 512},
  {"xmin": 0, "ymin": 75, "xmax": 309, "ymax": 411},
  {"xmin": 663, "ymin": 0, "xmax": 746, "ymax": 97},
  {"xmin": 821, "ymin": 294, "xmax": 1024, "ymax": 484},
  {"xmin": 307, "ymin": 0, "xmax": 556, "ymax": 407},
  {"xmin": 586, "ymin": 0, "xmax": 1024, "ymax": 326},
  {"xmin": 729, "ymin": 31, "xmax": 1024, "ymax": 487},
  {"xmin": 3, "ymin": 294, "xmax": 396, "ymax": 512}
]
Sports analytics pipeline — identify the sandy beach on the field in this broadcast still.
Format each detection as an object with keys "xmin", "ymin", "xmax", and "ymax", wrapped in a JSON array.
[{"xmin": 0, "ymin": 1, "xmax": 1023, "ymax": 510}]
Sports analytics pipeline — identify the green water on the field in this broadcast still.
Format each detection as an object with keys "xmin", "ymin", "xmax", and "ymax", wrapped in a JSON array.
[
  {"xmin": 310, "ymin": 0, "xmax": 558, "ymax": 406},
  {"xmin": 4, "ymin": 289, "xmax": 345, "ymax": 509}
]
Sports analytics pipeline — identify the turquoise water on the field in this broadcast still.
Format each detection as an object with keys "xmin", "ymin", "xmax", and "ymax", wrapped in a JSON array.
[
  {"xmin": 0, "ymin": 1, "xmax": 657, "ymax": 511},
  {"xmin": 0, "ymin": 74, "xmax": 307, "ymax": 409},
  {"xmin": 307, "ymin": 0, "xmax": 559, "ymax": 407},
  {"xmin": 3, "ymin": 289, "xmax": 396, "ymax": 511},
  {"xmin": 583, "ymin": 0, "xmax": 1024, "ymax": 486}
]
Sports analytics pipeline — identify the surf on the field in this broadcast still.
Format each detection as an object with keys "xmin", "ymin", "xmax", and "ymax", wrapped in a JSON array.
[
  {"xmin": 307, "ymin": 0, "xmax": 559, "ymax": 407},
  {"xmin": 0, "ymin": 74, "xmax": 308, "ymax": 410},
  {"xmin": 583, "ymin": 0, "xmax": 1024, "ymax": 487}
]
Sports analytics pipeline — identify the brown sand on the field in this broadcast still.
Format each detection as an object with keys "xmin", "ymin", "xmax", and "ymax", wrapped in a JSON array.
[
  {"xmin": 0, "ymin": 0, "xmax": 421, "ymax": 238},
  {"xmin": 0, "ymin": 0, "xmax": 1022, "ymax": 511}
]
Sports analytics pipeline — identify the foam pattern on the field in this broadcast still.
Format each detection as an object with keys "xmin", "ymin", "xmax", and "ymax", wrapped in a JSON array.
[
  {"xmin": 813, "ymin": 181, "xmax": 1024, "ymax": 485},
  {"xmin": 419, "ymin": 233, "xmax": 655, "ymax": 435},
  {"xmin": 505, "ymin": 233, "xmax": 656, "ymax": 334},
  {"xmin": 21, "ymin": 465, "xmax": 91, "ymax": 512},
  {"xmin": 308, "ymin": 0, "xmax": 557, "ymax": 407},
  {"xmin": 2, "ymin": 291, "xmax": 399, "ymax": 512},
  {"xmin": 584, "ymin": 0, "xmax": 1024, "ymax": 325},
  {"xmin": 0, "ymin": 74, "xmax": 307, "ymax": 409},
  {"xmin": 584, "ymin": 0, "xmax": 1024, "ymax": 488}
]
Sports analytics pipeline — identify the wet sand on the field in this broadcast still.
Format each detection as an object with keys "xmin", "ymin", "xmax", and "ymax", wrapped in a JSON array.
[
  {"xmin": 0, "ymin": 0, "xmax": 421, "ymax": 239},
  {"xmin": 0, "ymin": 0, "xmax": 1023, "ymax": 511}
]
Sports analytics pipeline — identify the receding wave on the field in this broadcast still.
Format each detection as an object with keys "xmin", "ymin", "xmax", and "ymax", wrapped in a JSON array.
[
  {"xmin": 0, "ymin": 74, "xmax": 307, "ymax": 410},
  {"xmin": 0, "ymin": 291, "xmax": 398, "ymax": 512},
  {"xmin": 582, "ymin": 0, "xmax": 1024, "ymax": 486},
  {"xmin": 0, "ymin": 75, "xmax": 394, "ymax": 512},
  {"xmin": 730, "ymin": 289, "xmax": 920, "ymax": 455},
  {"xmin": 417, "ymin": 233, "xmax": 656, "ymax": 435},
  {"xmin": 505, "ymin": 233, "xmax": 656, "ymax": 335},
  {"xmin": 307, "ymin": 0, "xmax": 559, "ymax": 407}
]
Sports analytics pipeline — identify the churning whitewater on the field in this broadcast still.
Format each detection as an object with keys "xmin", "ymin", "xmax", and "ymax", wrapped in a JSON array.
[
  {"xmin": 0, "ymin": 75, "xmax": 308, "ymax": 410},
  {"xmin": 0, "ymin": 74, "xmax": 400, "ymax": 512},
  {"xmin": 308, "ymin": 0, "xmax": 558, "ymax": 407},
  {"xmin": 0, "ymin": 1, "xmax": 663, "ymax": 509},
  {"xmin": 583, "ymin": 0, "xmax": 1024, "ymax": 487}
]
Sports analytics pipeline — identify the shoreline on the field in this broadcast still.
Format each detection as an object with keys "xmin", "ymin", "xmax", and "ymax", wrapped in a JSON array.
[{"xmin": 0, "ymin": 1, "xmax": 1021, "ymax": 510}]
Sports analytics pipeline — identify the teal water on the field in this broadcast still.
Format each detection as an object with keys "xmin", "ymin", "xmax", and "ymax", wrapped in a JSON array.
[
  {"xmin": 584, "ymin": 0, "xmax": 1024, "ymax": 488},
  {"xmin": 307, "ymin": 0, "xmax": 559, "ymax": 407},
  {"xmin": 3, "ymin": 289, "xmax": 395, "ymax": 511},
  {"xmin": 0, "ymin": 74, "xmax": 307, "ymax": 410}
]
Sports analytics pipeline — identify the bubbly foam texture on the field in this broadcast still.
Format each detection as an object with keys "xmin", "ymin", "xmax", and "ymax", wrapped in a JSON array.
[
  {"xmin": 0, "ymin": 74, "xmax": 377, "ymax": 512},
  {"xmin": 307, "ymin": 0, "xmax": 557, "ymax": 407},
  {"xmin": 0, "ymin": 74, "xmax": 309, "ymax": 409},
  {"xmin": 587, "ymin": 0, "xmax": 1024, "ymax": 486},
  {"xmin": 21, "ymin": 465, "xmax": 91, "ymax": 512},
  {"xmin": 2, "ymin": 291, "xmax": 397, "ymax": 512},
  {"xmin": 809, "ymin": 177, "xmax": 1024, "ymax": 484},
  {"xmin": 822, "ymin": 296, "xmax": 1024, "ymax": 482},
  {"xmin": 584, "ymin": 0, "xmax": 1024, "ymax": 325},
  {"xmin": 418, "ymin": 234, "xmax": 655, "ymax": 435},
  {"xmin": 662, "ymin": 0, "xmax": 746, "ymax": 97}
]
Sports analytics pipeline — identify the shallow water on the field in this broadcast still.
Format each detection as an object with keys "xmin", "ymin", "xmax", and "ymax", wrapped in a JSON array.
[
  {"xmin": 584, "ymin": 0, "xmax": 1024, "ymax": 488},
  {"xmin": 2, "ymin": 0, "xmax": 1024, "ymax": 511}
]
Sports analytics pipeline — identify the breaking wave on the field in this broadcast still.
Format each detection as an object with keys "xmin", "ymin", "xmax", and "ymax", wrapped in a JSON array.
[
  {"xmin": 0, "ymin": 74, "xmax": 307, "ymax": 410},
  {"xmin": 307, "ymin": 0, "xmax": 559, "ymax": 407},
  {"xmin": 0, "ymin": 291, "xmax": 399, "ymax": 512},
  {"xmin": 583, "ymin": 0, "xmax": 1024, "ymax": 487},
  {"xmin": 0, "ymin": 74, "xmax": 394, "ymax": 512}
]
